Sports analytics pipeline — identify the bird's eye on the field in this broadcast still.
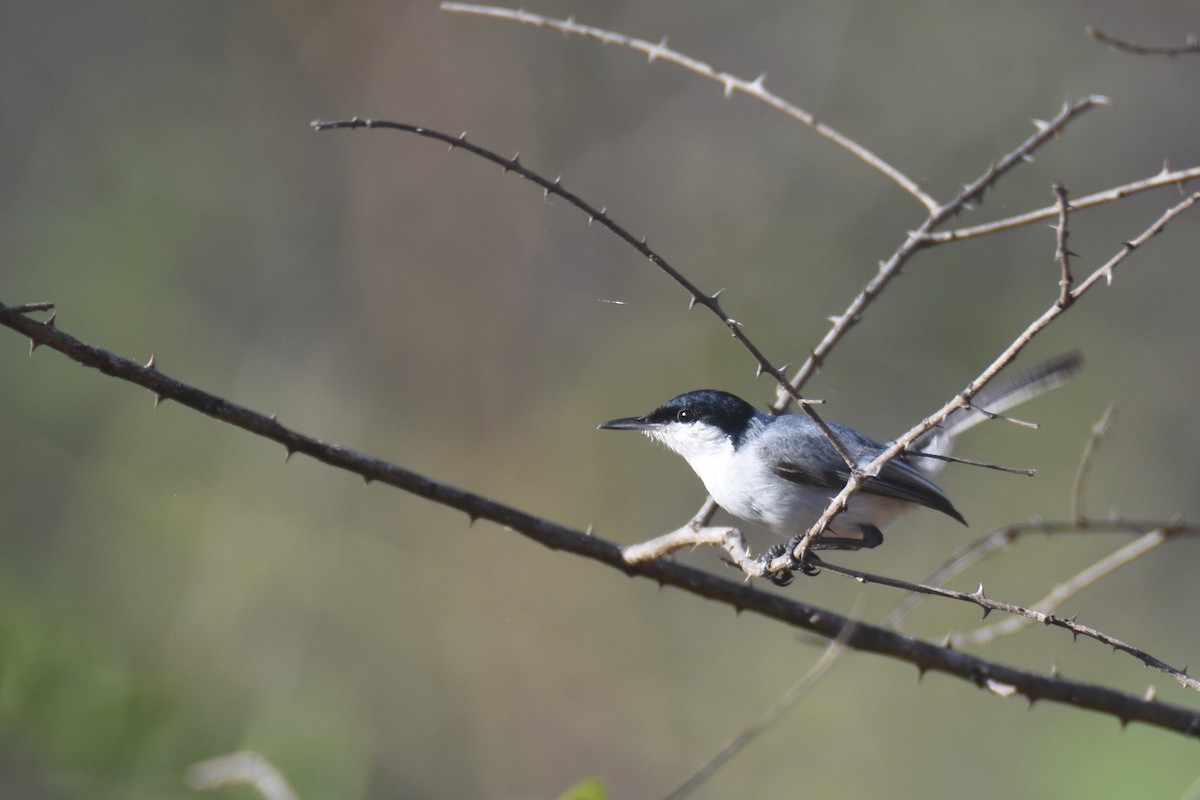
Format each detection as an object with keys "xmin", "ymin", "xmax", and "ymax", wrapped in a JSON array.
[{"xmin": 676, "ymin": 408, "xmax": 694, "ymax": 423}]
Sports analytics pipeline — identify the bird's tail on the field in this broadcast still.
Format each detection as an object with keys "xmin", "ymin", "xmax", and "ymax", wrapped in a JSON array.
[{"xmin": 913, "ymin": 352, "xmax": 1084, "ymax": 475}]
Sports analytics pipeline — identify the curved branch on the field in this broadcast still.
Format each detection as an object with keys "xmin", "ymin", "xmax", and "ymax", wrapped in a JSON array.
[
  {"xmin": 312, "ymin": 118, "xmax": 864, "ymax": 473},
  {"xmin": 438, "ymin": 2, "xmax": 940, "ymax": 212},
  {"xmin": 3, "ymin": 300, "xmax": 1198, "ymax": 739},
  {"xmin": 1087, "ymin": 26, "xmax": 1200, "ymax": 56}
]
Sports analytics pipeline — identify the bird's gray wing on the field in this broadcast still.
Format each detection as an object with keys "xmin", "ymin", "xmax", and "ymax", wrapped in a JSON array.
[{"xmin": 766, "ymin": 417, "xmax": 966, "ymax": 524}]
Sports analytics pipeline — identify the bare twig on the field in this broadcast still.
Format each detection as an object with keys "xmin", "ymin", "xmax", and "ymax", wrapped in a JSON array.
[
  {"xmin": 887, "ymin": 517, "xmax": 1200, "ymax": 629},
  {"xmin": 812, "ymin": 553, "xmax": 1200, "ymax": 692},
  {"xmin": 312, "ymin": 118, "xmax": 865, "ymax": 475},
  {"xmin": 772, "ymin": 191, "xmax": 1200, "ymax": 573},
  {"xmin": 1072, "ymin": 403, "xmax": 1119, "ymax": 523},
  {"xmin": 661, "ymin": 607, "xmax": 859, "ymax": 800},
  {"xmin": 952, "ymin": 528, "xmax": 1171, "ymax": 647},
  {"xmin": 4, "ymin": 300, "xmax": 1199, "ymax": 737},
  {"xmin": 925, "ymin": 163, "xmax": 1200, "ymax": 244},
  {"xmin": 773, "ymin": 96, "xmax": 1108, "ymax": 409},
  {"xmin": 438, "ymin": 2, "xmax": 940, "ymax": 213},
  {"xmin": 1054, "ymin": 183, "xmax": 1074, "ymax": 307},
  {"xmin": 1087, "ymin": 25, "xmax": 1200, "ymax": 56}
]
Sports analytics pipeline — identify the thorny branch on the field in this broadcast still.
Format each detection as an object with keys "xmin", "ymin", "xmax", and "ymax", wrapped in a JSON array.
[
  {"xmin": 2, "ymin": 299, "xmax": 1199, "ymax": 738},
  {"xmin": 949, "ymin": 528, "xmax": 1172, "ymax": 648},
  {"xmin": 311, "ymin": 118, "xmax": 865, "ymax": 477},
  {"xmin": 773, "ymin": 95, "xmax": 1108, "ymax": 410},
  {"xmin": 810, "ymin": 549, "xmax": 1200, "ymax": 693},
  {"xmin": 772, "ymin": 190, "xmax": 1200, "ymax": 573},
  {"xmin": 1054, "ymin": 183, "xmax": 1074, "ymax": 307},
  {"xmin": 439, "ymin": 2, "xmax": 941, "ymax": 213},
  {"xmin": 925, "ymin": 164, "xmax": 1200, "ymax": 244},
  {"xmin": 888, "ymin": 517, "xmax": 1200, "ymax": 630}
]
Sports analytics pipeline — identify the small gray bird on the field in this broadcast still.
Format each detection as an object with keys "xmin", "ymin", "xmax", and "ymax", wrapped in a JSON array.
[{"xmin": 600, "ymin": 355, "xmax": 1081, "ymax": 566}]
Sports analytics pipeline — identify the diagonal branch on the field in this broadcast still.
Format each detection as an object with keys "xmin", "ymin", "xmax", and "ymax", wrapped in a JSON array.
[
  {"xmin": 312, "ymin": 118, "xmax": 865, "ymax": 474},
  {"xmin": 772, "ymin": 96, "xmax": 1108, "ymax": 409},
  {"xmin": 950, "ymin": 528, "xmax": 1171, "ymax": 648},
  {"xmin": 887, "ymin": 517, "xmax": 1200, "ymax": 630},
  {"xmin": 439, "ymin": 2, "xmax": 940, "ymax": 213},
  {"xmin": 772, "ymin": 190, "xmax": 1200, "ymax": 572},
  {"xmin": 812, "ymin": 550, "xmax": 1200, "ymax": 692},
  {"xmin": 2, "ymin": 299, "xmax": 1200, "ymax": 738}
]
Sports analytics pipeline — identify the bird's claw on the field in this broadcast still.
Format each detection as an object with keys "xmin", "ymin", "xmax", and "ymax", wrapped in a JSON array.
[{"xmin": 760, "ymin": 536, "xmax": 819, "ymax": 585}]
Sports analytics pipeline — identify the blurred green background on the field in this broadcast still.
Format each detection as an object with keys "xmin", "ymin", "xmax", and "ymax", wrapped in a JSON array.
[{"xmin": 2, "ymin": 1, "xmax": 1199, "ymax": 798}]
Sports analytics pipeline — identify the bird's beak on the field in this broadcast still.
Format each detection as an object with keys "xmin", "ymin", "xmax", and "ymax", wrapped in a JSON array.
[{"xmin": 598, "ymin": 415, "xmax": 654, "ymax": 431}]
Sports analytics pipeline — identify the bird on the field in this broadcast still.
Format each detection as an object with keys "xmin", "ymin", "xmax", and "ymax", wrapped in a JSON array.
[{"xmin": 599, "ymin": 354, "xmax": 1081, "ymax": 575}]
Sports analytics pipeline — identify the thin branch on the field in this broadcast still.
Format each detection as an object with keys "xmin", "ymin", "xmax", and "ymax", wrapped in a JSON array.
[
  {"xmin": 952, "ymin": 528, "xmax": 1170, "ymax": 647},
  {"xmin": 1087, "ymin": 25, "xmax": 1200, "ymax": 56},
  {"xmin": 662, "ymin": 608, "xmax": 859, "ymax": 800},
  {"xmin": 1072, "ymin": 403, "xmax": 1118, "ymax": 523},
  {"xmin": 887, "ymin": 518, "xmax": 1200, "ymax": 629},
  {"xmin": 438, "ymin": 2, "xmax": 940, "ymax": 213},
  {"xmin": 771, "ymin": 191, "xmax": 1200, "ymax": 573},
  {"xmin": 1054, "ymin": 183, "xmax": 1074, "ymax": 307},
  {"xmin": 812, "ymin": 553, "xmax": 1200, "ymax": 693},
  {"xmin": 4, "ymin": 301, "xmax": 1199, "ymax": 738},
  {"xmin": 772, "ymin": 96, "xmax": 1108, "ymax": 409},
  {"xmin": 312, "ymin": 117, "xmax": 865, "ymax": 475},
  {"xmin": 925, "ymin": 163, "xmax": 1200, "ymax": 244}
]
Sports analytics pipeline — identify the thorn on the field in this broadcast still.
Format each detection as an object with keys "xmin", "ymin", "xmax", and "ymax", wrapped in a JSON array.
[
  {"xmin": 721, "ymin": 76, "xmax": 736, "ymax": 98},
  {"xmin": 1117, "ymin": 717, "xmax": 1129, "ymax": 730},
  {"xmin": 585, "ymin": 523, "xmax": 594, "ymax": 536},
  {"xmin": 941, "ymin": 634, "xmax": 954, "ymax": 649},
  {"xmin": 145, "ymin": 354, "xmax": 157, "ymax": 370},
  {"xmin": 1050, "ymin": 662, "xmax": 1060, "ymax": 677},
  {"xmin": 1144, "ymin": 684, "xmax": 1157, "ymax": 702},
  {"xmin": 466, "ymin": 513, "xmax": 478, "ymax": 527},
  {"xmin": 749, "ymin": 72, "xmax": 766, "ymax": 91},
  {"xmin": 284, "ymin": 447, "xmax": 295, "ymax": 463},
  {"xmin": 710, "ymin": 288, "xmax": 726, "ymax": 301},
  {"xmin": 688, "ymin": 295, "xmax": 699, "ymax": 310},
  {"xmin": 915, "ymin": 664, "xmax": 927, "ymax": 682},
  {"xmin": 154, "ymin": 392, "xmax": 165, "ymax": 409},
  {"xmin": 647, "ymin": 36, "xmax": 668, "ymax": 63},
  {"xmin": 1032, "ymin": 118, "xmax": 1050, "ymax": 132}
]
